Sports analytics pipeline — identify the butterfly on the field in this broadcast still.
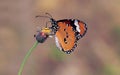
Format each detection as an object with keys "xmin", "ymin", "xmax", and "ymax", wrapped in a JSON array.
[{"xmin": 35, "ymin": 13, "xmax": 87, "ymax": 54}]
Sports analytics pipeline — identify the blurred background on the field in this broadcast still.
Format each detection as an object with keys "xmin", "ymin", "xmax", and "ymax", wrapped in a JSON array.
[{"xmin": 0, "ymin": 0, "xmax": 120, "ymax": 75}]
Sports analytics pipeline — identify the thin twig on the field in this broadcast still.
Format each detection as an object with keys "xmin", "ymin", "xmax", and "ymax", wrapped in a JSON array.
[{"xmin": 18, "ymin": 41, "xmax": 39, "ymax": 75}]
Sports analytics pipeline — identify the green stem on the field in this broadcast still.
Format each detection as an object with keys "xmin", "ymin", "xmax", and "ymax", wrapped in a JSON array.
[{"xmin": 18, "ymin": 41, "xmax": 39, "ymax": 75}]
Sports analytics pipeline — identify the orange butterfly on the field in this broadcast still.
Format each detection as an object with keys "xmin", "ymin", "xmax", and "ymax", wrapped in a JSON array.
[{"xmin": 35, "ymin": 13, "xmax": 87, "ymax": 54}]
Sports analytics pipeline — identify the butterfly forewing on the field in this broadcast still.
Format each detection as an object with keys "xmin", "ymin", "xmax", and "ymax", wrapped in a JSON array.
[{"xmin": 78, "ymin": 21, "xmax": 87, "ymax": 37}]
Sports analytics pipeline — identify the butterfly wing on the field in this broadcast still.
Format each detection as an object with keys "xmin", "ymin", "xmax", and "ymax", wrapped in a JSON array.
[
  {"xmin": 73, "ymin": 19, "xmax": 87, "ymax": 40},
  {"xmin": 52, "ymin": 19, "xmax": 87, "ymax": 54},
  {"xmin": 55, "ymin": 19, "xmax": 77, "ymax": 54}
]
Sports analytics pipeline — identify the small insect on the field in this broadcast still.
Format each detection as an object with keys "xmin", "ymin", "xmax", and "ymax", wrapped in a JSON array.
[{"xmin": 35, "ymin": 13, "xmax": 87, "ymax": 54}]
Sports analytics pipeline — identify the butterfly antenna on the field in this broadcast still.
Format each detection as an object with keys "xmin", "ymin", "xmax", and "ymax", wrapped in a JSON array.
[
  {"xmin": 35, "ymin": 13, "xmax": 52, "ymax": 19},
  {"xmin": 45, "ymin": 13, "xmax": 52, "ymax": 18},
  {"xmin": 35, "ymin": 15, "xmax": 51, "ymax": 19}
]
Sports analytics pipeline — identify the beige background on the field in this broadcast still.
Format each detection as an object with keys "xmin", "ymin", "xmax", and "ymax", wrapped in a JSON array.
[{"xmin": 0, "ymin": 0, "xmax": 120, "ymax": 75}]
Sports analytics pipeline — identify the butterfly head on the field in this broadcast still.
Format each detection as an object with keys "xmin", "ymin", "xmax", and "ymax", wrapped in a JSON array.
[{"xmin": 35, "ymin": 13, "xmax": 57, "ymax": 30}]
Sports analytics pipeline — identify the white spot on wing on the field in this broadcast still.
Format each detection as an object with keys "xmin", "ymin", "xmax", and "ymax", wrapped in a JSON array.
[
  {"xmin": 49, "ymin": 35, "xmax": 53, "ymax": 38},
  {"xmin": 55, "ymin": 36, "xmax": 62, "ymax": 50},
  {"xmin": 74, "ymin": 20, "xmax": 81, "ymax": 32}
]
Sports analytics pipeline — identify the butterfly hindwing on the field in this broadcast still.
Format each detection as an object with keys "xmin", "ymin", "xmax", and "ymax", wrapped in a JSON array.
[{"xmin": 55, "ymin": 19, "xmax": 77, "ymax": 54}]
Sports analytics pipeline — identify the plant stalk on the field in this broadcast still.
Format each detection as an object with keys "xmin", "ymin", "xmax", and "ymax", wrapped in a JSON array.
[{"xmin": 18, "ymin": 41, "xmax": 39, "ymax": 75}]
